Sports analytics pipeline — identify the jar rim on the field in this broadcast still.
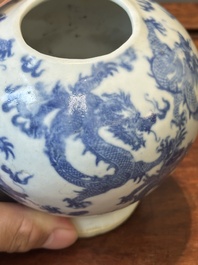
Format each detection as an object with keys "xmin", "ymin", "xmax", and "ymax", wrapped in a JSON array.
[{"xmin": 13, "ymin": 0, "xmax": 141, "ymax": 64}]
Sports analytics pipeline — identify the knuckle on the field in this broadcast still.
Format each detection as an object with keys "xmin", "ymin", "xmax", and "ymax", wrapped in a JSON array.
[{"xmin": 7, "ymin": 217, "xmax": 34, "ymax": 253}]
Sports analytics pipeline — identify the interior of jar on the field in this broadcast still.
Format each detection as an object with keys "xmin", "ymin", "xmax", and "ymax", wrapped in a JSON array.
[{"xmin": 21, "ymin": 0, "xmax": 132, "ymax": 59}]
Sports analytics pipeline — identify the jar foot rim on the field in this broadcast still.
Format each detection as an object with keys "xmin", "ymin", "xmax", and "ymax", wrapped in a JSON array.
[{"xmin": 71, "ymin": 201, "xmax": 139, "ymax": 238}]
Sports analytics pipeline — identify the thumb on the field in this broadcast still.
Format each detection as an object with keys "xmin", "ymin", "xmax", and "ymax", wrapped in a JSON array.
[
  {"xmin": 0, "ymin": 203, "xmax": 78, "ymax": 252},
  {"xmin": 0, "ymin": 0, "xmax": 12, "ymax": 8}
]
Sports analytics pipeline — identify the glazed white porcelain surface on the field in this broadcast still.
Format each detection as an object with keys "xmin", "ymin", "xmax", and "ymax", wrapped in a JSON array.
[{"xmin": 0, "ymin": 0, "xmax": 198, "ymax": 235}]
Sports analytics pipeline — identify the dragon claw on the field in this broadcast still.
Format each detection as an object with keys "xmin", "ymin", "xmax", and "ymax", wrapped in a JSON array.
[{"xmin": 95, "ymin": 157, "xmax": 103, "ymax": 166}]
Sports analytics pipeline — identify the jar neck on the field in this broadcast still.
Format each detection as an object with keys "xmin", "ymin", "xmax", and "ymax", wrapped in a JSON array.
[{"xmin": 5, "ymin": 0, "xmax": 143, "ymax": 64}]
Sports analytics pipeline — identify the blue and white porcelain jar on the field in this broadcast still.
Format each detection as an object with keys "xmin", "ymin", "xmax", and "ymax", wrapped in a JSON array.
[{"xmin": 0, "ymin": 0, "xmax": 197, "ymax": 237}]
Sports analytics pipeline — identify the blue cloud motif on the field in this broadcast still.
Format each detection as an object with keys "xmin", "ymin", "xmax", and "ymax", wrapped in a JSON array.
[
  {"xmin": 0, "ymin": 137, "xmax": 15, "ymax": 160},
  {"xmin": 0, "ymin": 38, "xmax": 14, "ymax": 61},
  {"xmin": 21, "ymin": 55, "xmax": 45, "ymax": 78}
]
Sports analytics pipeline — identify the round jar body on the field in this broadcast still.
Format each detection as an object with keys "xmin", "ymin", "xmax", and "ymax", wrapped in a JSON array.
[{"xmin": 0, "ymin": 0, "xmax": 198, "ymax": 236}]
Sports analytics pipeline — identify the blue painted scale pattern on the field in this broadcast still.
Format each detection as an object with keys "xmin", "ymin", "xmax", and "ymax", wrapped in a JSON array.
[{"xmin": 0, "ymin": 0, "xmax": 197, "ymax": 215}]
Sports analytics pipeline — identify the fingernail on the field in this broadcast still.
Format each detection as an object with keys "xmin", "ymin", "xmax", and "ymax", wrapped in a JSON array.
[{"xmin": 42, "ymin": 229, "xmax": 78, "ymax": 250}]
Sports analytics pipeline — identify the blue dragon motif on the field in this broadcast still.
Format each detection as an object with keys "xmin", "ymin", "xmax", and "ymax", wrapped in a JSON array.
[
  {"xmin": 120, "ymin": 128, "xmax": 191, "ymax": 204},
  {"xmin": 145, "ymin": 18, "xmax": 198, "ymax": 125},
  {"xmin": 1, "ymin": 44, "xmax": 191, "ymax": 212}
]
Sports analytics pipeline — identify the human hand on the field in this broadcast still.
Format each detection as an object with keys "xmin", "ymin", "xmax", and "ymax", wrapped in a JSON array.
[{"xmin": 0, "ymin": 202, "xmax": 78, "ymax": 252}]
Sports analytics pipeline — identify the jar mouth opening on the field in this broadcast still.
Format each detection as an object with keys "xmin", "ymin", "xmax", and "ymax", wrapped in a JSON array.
[{"xmin": 16, "ymin": 0, "xmax": 140, "ymax": 63}]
